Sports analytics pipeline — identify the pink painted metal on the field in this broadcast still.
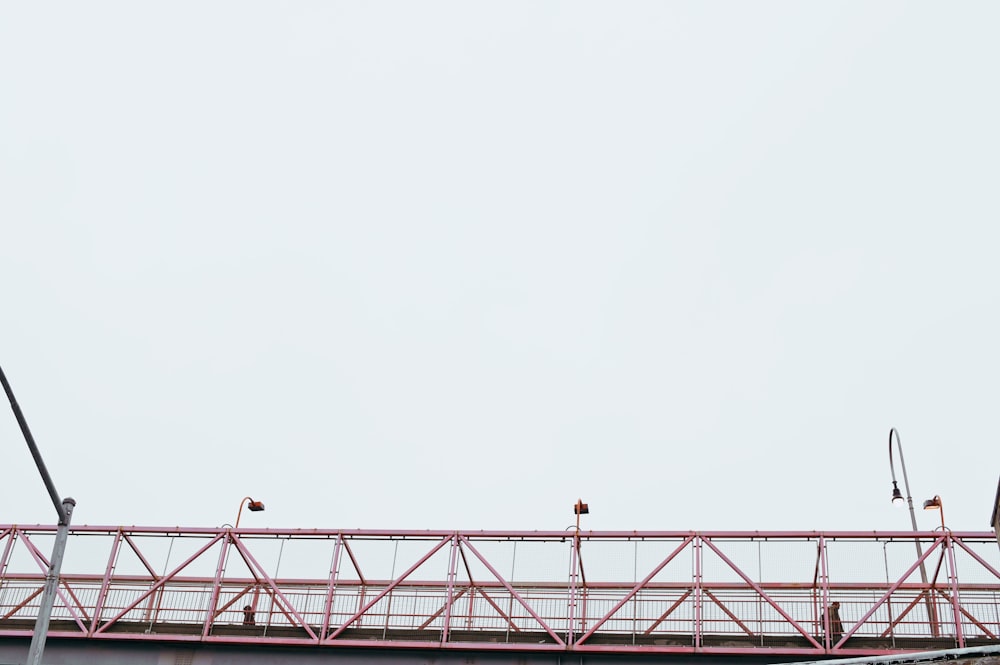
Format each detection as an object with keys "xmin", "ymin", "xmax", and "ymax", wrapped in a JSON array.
[
  {"xmin": 0, "ymin": 528, "xmax": 15, "ymax": 580},
  {"xmin": 578, "ymin": 534, "xmax": 695, "ymax": 643},
  {"xmin": 326, "ymin": 534, "xmax": 453, "ymax": 640},
  {"xmin": 457, "ymin": 534, "xmax": 566, "ymax": 646},
  {"xmin": 441, "ymin": 536, "xmax": 459, "ymax": 643},
  {"xmin": 694, "ymin": 531, "xmax": 703, "ymax": 649},
  {"xmin": 320, "ymin": 534, "xmax": 343, "ymax": 639},
  {"xmin": 568, "ymin": 532, "xmax": 579, "ymax": 646},
  {"xmin": 93, "ymin": 532, "xmax": 225, "ymax": 634},
  {"xmin": 226, "ymin": 534, "xmax": 317, "ymax": 639},
  {"xmin": 817, "ymin": 535, "xmax": 829, "ymax": 648},
  {"xmin": 12, "ymin": 530, "xmax": 88, "ymax": 633},
  {"xmin": 89, "ymin": 529, "xmax": 122, "ymax": 634},
  {"xmin": 0, "ymin": 526, "xmax": 998, "ymax": 656},
  {"xmin": 834, "ymin": 534, "xmax": 946, "ymax": 648},
  {"xmin": 700, "ymin": 536, "xmax": 822, "ymax": 649}
]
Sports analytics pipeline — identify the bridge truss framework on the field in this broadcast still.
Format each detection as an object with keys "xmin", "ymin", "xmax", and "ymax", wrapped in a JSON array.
[{"xmin": 1, "ymin": 526, "xmax": 998, "ymax": 657}]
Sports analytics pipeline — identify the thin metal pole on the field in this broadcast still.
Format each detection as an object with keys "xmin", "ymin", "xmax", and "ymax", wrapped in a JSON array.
[
  {"xmin": 567, "ymin": 530, "xmax": 578, "ymax": 645},
  {"xmin": 235, "ymin": 497, "xmax": 250, "ymax": 529},
  {"xmin": 321, "ymin": 535, "xmax": 343, "ymax": 641},
  {"xmin": 0, "ymin": 365, "xmax": 76, "ymax": 665},
  {"xmin": 935, "ymin": 500, "xmax": 946, "ymax": 532},
  {"xmin": 27, "ymin": 498, "xmax": 75, "ymax": 665},
  {"xmin": 819, "ymin": 536, "xmax": 830, "ymax": 650},
  {"xmin": 568, "ymin": 499, "xmax": 586, "ymax": 646},
  {"xmin": 928, "ymin": 500, "xmax": 960, "ymax": 643},
  {"xmin": 441, "ymin": 535, "xmax": 459, "ymax": 643},
  {"xmin": 943, "ymin": 527, "xmax": 964, "ymax": 647},
  {"xmin": 694, "ymin": 534, "xmax": 703, "ymax": 649},
  {"xmin": 0, "ymin": 367, "xmax": 68, "ymax": 525},
  {"xmin": 992, "ymin": 476, "xmax": 1000, "ymax": 553},
  {"xmin": 888, "ymin": 428, "xmax": 938, "ymax": 637}
]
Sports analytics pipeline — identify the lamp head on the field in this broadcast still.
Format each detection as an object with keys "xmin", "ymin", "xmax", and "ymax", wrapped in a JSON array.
[
  {"xmin": 247, "ymin": 499, "xmax": 265, "ymax": 512},
  {"xmin": 923, "ymin": 496, "xmax": 942, "ymax": 511},
  {"xmin": 891, "ymin": 481, "xmax": 903, "ymax": 504},
  {"xmin": 574, "ymin": 500, "xmax": 589, "ymax": 515}
]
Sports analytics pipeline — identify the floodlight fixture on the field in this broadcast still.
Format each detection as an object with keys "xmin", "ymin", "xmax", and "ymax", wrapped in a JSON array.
[
  {"xmin": 923, "ymin": 495, "xmax": 946, "ymax": 530},
  {"xmin": 235, "ymin": 496, "xmax": 266, "ymax": 528}
]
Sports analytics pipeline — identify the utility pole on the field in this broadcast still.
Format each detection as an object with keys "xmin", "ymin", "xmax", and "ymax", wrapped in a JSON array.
[
  {"xmin": 0, "ymin": 365, "xmax": 76, "ymax": 665},
  {"xmin": 888, "ymin": 428, "xmax": 938, "ymax": 637}
]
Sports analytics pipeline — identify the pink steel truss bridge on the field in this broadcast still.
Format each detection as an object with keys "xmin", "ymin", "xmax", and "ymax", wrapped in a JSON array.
[{"xmin": 1, "ymin": 526, "xmax": 999, "ymax": 657}]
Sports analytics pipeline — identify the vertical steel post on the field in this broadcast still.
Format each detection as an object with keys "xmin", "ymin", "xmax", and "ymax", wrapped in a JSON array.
[
  {"xmin": 203, "ymin": 531, "xmax": 231, "ymax": 638},
  {"xmin": 91, "ymin": 530, "xmax": 123, "ymax": 634},
  {"xmin": 320, "ymin": 534, "xmax": 343, "ymax": 641},
  {"xmin": 566, "ymin": 518, "xmax": 580, "ymax": 646},
  {"xmin": 694, "ymin": 534, "xmax": 702, "ymax": 649},
  {"xmin": 27, "ymin": 499, "xmax": 75, "ymax": 665},
  {"xmin": 568, "ymin": 499, "xmax": 587, "ymax": 647},
  {"xmin": 441, "ymin": 535, "xmax": 459, "ymax": 643},
  {"xmin": 943, "ymin": 530, "xmax": 964, "ymax": 647},
  {"xmin": 0, "ymin": 528, "xmax": 17, "ymax": 580},
  {"xmin": 1, "ymin": 365, "xmax": 77, "ymax": 665},
  {"xmin": 818, "ymin": 535, "xmax": 830, "ymax": 650}
]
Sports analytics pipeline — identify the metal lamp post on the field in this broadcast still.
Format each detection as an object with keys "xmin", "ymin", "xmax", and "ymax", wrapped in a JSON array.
[
  {"xmin": 568, "ymin": 499, "xmax": 588, "ymax": 644},
  {"xmin": 235, "ymin": 496, "xmax": 265, "ymax": 528},
  {"xmin": 887, "ymin": 428, "xmax": 937, "ymax": 637},
  {"xmin": 922, "ymin": 494, "xmax": 965, "ymax": 647},
  {"xmin": 0, "ymin": 365, "xmax": 76, "ymax": 665},
  {"xmin": 923, "ymin": 495, "xmax": 946, "ymax": 530}
]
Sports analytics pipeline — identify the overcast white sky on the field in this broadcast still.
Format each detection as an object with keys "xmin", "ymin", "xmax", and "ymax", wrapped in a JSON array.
[{"xmin": 1, "ymin": 2, "xmax": 998, "ymax": 535}]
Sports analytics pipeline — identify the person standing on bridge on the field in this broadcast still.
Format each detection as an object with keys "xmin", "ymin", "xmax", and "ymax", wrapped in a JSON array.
[
  {"xmin": 822, "ymin": 601, "xmax": 843, "ymax": 645},
  {"xmin": 243, "ymin": 604, "xmax": 256, "ymax": 626}
]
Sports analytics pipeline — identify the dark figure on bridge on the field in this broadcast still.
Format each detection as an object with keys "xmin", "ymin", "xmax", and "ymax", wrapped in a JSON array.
[
  {"xmin": 822, "ymin": 601, "xmax": 843, "ymax": 645},
  {"xmin": 243, "ymin": 604, "xmax": 256, "ymax": 626}
]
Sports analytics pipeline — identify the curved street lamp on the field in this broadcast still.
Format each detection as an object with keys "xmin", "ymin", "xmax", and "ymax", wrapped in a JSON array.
[
  {"xmin": 888, "ymin": 428, "xmax": 921, "ymax": 531},
  {"xmin": 923, "ymin": 495, "xmax": 947, "ymax": 531},
  {"xmin": 887, "ymin": 428, "xmax": 936, "ymax": 636},
  {"xmin": 235, "ymin": 496, "xmax": 265, "ymax": 528},
  {"xmin": 573, "ymin": 499, "xmax": 589, "ymax": 531}
]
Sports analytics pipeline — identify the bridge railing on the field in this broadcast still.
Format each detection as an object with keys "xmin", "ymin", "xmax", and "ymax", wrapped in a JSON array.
[{"xmin": 1, "ymin": 526, "xmax": 998, "ymax": 655}]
